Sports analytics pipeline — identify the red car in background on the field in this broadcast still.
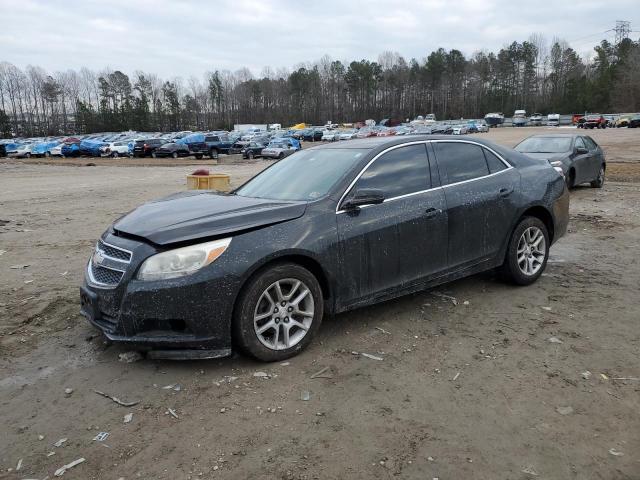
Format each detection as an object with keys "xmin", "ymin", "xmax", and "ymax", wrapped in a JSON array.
[{"xmin": 578, "ymin": 114, "xmax": 608, "ymax": 129}]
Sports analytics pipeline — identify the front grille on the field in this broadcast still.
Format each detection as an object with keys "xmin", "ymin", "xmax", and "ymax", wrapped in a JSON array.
[
  {"xmin": 88, "ymin": 240, "xmax": 132, "ymax": 288},
  {"xmin": 98, "ymin": 240, "xmax": 131, "ymax": 262},
  {"xmin": 91, "ymin": 263, "xmax": 124, "ymax": 285}
]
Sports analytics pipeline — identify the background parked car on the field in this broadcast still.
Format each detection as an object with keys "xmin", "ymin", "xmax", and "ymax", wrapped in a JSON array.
[
  {"xmin": 514, "ymin": 134, "xmax": 606, "ymax": 188},
  {"xmin": 302, "ymin": 128, "xmax": 324, "ymax": 142},
  {"xmin": 614, "ymin": 115, "xmax": 632, "ymax": 127},
  {"xmin": 321, "ymin": 130, "xmax": 340, "ymax": 141},
  {"xmin": 338, "ymin": 129, "xmax": 358, "ymax": 140},
  {"xmin": 628, "ymin": 115, "xmax": 640, "ymax": 128},
  {"xmin": 153, "ymin": 143, "xmax": 191, "ymax": 158},
  {"xmin": 579, "ymin": 114, "xmax": 607, "ymax": 129},
  {"xmin": 133, "ymin": 138, "xmax": 164, "ymax": 157},
  {"xmin": 8, "ymin": 144, "xmax": 32, "ymax": 158},
  {"xmin": 100, "ymin": 141, "xmax": 131, "ymax": 158},
  {"xmin": 61, "ymin": 141, "xmax": 81, "ymax": 157},
  {"xmin": 242, "ymin": 141, "xmax": 268, "ymax": 159},
  {"xmin": 261, "ymin": 139, "xmax": 298, "ymax": 159}
]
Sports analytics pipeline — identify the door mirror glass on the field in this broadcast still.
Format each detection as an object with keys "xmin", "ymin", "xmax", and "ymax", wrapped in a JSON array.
[
  {"xmin": 576, "ymin": 147, "xmax": 588, "ymax": 154},
  {"xmin": 343, "ymin": 189, "xmax": 385, "ymax": 210}
]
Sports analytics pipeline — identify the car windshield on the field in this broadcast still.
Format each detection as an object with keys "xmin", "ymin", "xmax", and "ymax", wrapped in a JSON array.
[
  {"xmin": 269, "ymin": 141, "xmax": 287, "ymax": 148},
  {"xmin": 235, "ymin": 149, "xmax": 367, "ymax": 201},
  {"xmin": 515, "ymin": 137, "xmax": 573, "ymax": 153}
]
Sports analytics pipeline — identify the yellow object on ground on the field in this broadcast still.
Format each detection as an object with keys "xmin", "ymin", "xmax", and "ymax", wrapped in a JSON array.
[
  {"xmin": 187, "ymin": 174, "xmax": 231, "ymax": 191},
  {"xmin": 290, "ymin": 123, "xmax": 306, "ymax": 130}
]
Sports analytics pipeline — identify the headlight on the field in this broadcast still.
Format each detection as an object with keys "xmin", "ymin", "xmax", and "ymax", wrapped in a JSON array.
[{"xmin": 137, "ymin": 238, "xmax": 231, "ymax": 281}]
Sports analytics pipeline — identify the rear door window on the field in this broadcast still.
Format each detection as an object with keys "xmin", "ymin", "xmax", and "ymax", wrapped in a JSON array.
[
  {"xmin": 434, "ymin": 142, "xmax": 490, "ymax": 185},
  {"xmin": 353, "ymin": 144, "xmax": 430, "ymax": 199}
]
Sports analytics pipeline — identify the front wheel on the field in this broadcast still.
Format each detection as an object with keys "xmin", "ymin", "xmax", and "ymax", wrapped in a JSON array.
[
  {"xmin": 172, "ymin": 152, "xmax": 178, "ymax": 159},
  {"xmin": 500, "ymin": 217, "xmax": 549, "ymax": 285},
  {"xmin": 248, "ymin": 151, "xmax": 254, "ymax": 159},
  {"xmin": 209, "ymin": 149, "xmax": 218, "ymax": 159},
  {"xmin": 233, "ymin": 263, "xmax": 323, "ymax": 362},
  {"xmin": 591, "ymin": 165, "xmax": 605, "ymax": 188},
  {"xmin": 112, "ymin": 152, "xmax": 119, "ymax": 158}
]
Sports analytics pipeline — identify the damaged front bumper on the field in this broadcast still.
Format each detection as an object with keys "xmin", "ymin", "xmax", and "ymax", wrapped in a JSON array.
[{"xmin": 80, "ymin": 232, "xmax": 240, "ymax": 359}]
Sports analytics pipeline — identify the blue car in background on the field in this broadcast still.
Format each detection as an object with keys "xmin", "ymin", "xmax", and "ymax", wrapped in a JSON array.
[
  {"xmin": 79, "ymin": 139, "xmax": 109, "ymax": 157},
  {"xmin": 31, "ymin": 140, "xmax": 62, "ymax": 157}
]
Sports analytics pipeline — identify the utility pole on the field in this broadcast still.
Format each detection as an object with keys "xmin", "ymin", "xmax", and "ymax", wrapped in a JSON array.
[{"xmin": 614, "ymin": 20, "xmax": 631, "ymax": 45}]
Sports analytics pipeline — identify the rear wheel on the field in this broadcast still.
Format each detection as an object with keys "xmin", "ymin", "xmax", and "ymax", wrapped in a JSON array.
[
  {"xmin": 209, "ymin": 148, "xmax": 218, "ymax": 159},
  {"xmin": 233, "ymin": 263, "xmax": 323, "ymax": 362},
  {"xmin": 278, "ymin": 152, "xmax": 284, "ymax": 159},
  {"xmin": 248, "ymin": 151, "xmax": 254, "ymax": 159},
  {"xmin": 45, "ymin": 151, "xmax": 50, "ymax": 157},
  {"xmin": 172, "ymin": 152, "xmax": 178, "ymax": 159},
  {"xmin": 195, "ymin": 154, "xmax": 203, "ymax": 159},
  {"xmin": 591, "ymin": 164, "xmax": 605, "ymax": 188},
  {"xmin": 500, "ymin": 217, "xmax": 549, "ymax": 285},
  {"xmin": 152, "ymin": 152, "xmax": 157, "ymax": 158},
  {"xmin": 111, "ymin": 152, "xmax": 119, "ymax": 158}
]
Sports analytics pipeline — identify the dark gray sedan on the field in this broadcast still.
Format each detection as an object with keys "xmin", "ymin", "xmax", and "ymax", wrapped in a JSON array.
[
  {"xmin": 514, "ymin": 134, "xmax": 606, "ymax": 188},
  {"xmin": 81, "ymin": 136, "xmax": 569, "ymax": 362}
]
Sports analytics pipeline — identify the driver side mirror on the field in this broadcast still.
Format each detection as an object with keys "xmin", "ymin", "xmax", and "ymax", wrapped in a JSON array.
[
  {"xmin": 576, "ymin": 147, "xmax": 588, "ymax": 154},
  {"xmin": 342, "ymin": 189, "xmax": 385, "ymax": 211}
]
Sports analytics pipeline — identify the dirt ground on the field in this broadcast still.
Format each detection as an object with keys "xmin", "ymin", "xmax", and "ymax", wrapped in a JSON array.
[{"xmin": 0, "ymin": 127, "xmax": 639, "ymax": 479}]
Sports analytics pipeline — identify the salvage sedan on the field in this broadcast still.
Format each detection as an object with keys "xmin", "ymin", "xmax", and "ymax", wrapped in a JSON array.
[
  {"xmin": 514, "ymin": 134, "xmax": 606, "ymax": 188},
  {"xmin": 81, "ymin": 136, "xmax": 569, "ymax": 361}
]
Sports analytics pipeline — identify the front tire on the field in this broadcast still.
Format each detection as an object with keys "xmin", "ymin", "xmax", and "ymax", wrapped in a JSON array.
[
  {"xmin": 591, "ymin": 165, "xmax": 605, "ymax": 188},
  {"xmin": 209, "ymin": 148, "xmax": 218, "ymax": 159},
  {"xmin": 152, "ymin": 152, "xmax": 157, "ymax": 158},
  {"xmin": 172, "ymin": 152, "xmax": 178, "ymax": 159},
  {"xmin": 233, "ymin": 263, "xmax": 323, "ymax": 362},
  {"xmin": 500, "ymin": 217, "xmax": 549, "ymax": 286},
  {"xmin": 112, "ymin": 152, "xmax": 119, "ymax": 158}
]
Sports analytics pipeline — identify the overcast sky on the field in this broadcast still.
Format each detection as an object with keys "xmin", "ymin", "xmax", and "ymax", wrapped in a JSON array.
[{"xmin": 1, "ymin": 0, "xmax": 637, "ymax": 77}]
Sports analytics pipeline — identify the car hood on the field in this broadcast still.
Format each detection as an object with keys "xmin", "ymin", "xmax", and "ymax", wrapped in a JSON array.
[{"xmin": 114, "ymin": 191, "xmax": 307, "ymax": 245}]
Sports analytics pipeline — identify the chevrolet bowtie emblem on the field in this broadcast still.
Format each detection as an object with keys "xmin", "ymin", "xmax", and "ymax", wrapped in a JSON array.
[{"xmin": 93, "ymin": 250, "xmax": 105, "ymax": 265}]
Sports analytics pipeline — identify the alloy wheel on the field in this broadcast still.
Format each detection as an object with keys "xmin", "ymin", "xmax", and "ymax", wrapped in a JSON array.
[
  {"xmin": 253, "ymin": 278, "xmax": 314, "ymax": 351},
  {"xmin": 517, "ymin": 227, "xmax": 546, "ymax": 276}
]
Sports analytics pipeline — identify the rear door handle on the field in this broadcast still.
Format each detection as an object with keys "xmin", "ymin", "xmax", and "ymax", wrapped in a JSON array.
[
  {"xmin": 424, "ymin": 208, "xmax": 441, "ymax": 218},
  {"xmin": 499, "ymin": 187, "xmax": 514, "ymax": 198}
]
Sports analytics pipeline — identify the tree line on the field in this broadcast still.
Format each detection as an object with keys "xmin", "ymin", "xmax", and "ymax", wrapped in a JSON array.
[{"xmin": 1, "ymin": 34, "xmax": 639, "ymax": 137}]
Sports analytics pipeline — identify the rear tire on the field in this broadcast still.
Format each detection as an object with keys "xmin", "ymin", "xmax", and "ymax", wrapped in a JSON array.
[
  {"xmin": 172, "ymin": 152, "xmax": 178, "ymax": 159},
  {"xmin": 233, "ymin": 263, "xmax": 323, "ymax": 362},
  {"xmin": 278, "ymin": 152, "xmax": 284, "ymax": 159},
  {"xmin": 248, "ymin": 151, "xmax": 254, "ymax": 159},
  {"xmin": 152, "ymin": 152, "xmax": 157, "ymax": 158},
  {"xmin": 112, "ymin": 152, "xmax": 119, "ymax": 158},
  {"xmin": 590, "ymin": 165, "xmax": 605, "ymax": 188},
  {"xmin": 500, "ymin": 217, "xmax": 549, "ymax": 286},
  {"xmin": 209, "ymin": 148, "xmax": 218, "ymax": 159}
]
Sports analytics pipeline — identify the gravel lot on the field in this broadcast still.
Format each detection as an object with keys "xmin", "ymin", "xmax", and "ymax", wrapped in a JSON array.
[{"xmin": 0, "ymin": 127, "xmax": 639, "ymax": 479}]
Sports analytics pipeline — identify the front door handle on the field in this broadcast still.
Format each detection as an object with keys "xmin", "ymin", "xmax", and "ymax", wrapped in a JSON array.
[
  {"xmin": 424, "ymin": 207, "xmax": 441, "ymax": 218},
  {"xmin": 499, "ymin": 187, "xmax": 514, "ymax": 198}
]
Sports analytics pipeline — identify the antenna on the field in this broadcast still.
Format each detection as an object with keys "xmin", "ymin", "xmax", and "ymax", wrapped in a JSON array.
[{"xmin": 614, "ymin": 20, "xmax": 631, "ymax": 44}]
